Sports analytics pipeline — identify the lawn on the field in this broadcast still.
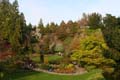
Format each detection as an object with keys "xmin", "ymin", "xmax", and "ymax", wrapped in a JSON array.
[
  {"xmin": 31, "ymin": 54, "xmax": 62, "ymax": 63},
  {"xmin": 5, "ymin": 69, "xmax": 104, "ymax": 80}
]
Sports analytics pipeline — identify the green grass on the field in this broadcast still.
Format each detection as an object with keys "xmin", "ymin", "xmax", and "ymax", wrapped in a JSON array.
[
  {"xmin": 31, "ymin": 54, "xmax": 62, "ymax": 63},
  {"xmin": 5, "ymin": 69, "xmax": 104, "ymax": 80},
  {"xmin": 46, "ymin": 55, "xmax": 62, "ymax": 61}
]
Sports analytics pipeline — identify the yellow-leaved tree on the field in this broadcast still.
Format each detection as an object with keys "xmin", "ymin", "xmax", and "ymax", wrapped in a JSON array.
[{"xmin": 71, "ymin": 29, "xmax": 116, "ymax": 73}]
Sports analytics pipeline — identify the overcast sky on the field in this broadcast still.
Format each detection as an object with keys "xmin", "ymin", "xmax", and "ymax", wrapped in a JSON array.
[{"xmin": 10, "ymin": 0, "xmax": 120, "ymax": 25}]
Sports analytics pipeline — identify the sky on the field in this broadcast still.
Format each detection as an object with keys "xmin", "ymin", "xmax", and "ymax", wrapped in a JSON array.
[{"xmin": 10, "ymin": 0, "xmax": 120, "ymax": 25}]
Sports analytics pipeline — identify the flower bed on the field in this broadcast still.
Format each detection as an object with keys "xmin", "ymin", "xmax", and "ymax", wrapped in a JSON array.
[{"xmin": 39, "ymin": 63, "xmax": 78, "ymax": 74}]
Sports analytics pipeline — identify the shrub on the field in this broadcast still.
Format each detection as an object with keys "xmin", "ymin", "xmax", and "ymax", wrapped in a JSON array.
[
  {"xmin": 54, "ymin": 43, "xmax": 64, "ymax": 52},
  {"xmin": 49, "ymin": 60, "xmax": 60, "ymax": 65},
  {"xmin": 48, "ymin": 58, "xmax": 62, "ymax": 65},
  {"xmin": 54, "ymin": 63, "xmax": 75, "ymax": 73},
  {"xmin": 40, "ymin": 64, "xmax": 53, "ymax": 70},
  {"xmin": 66, "ymin": 64, "xmax": 74, "ymax": 68},
  {"xmin": 85, "ymin": 65, "xmax": 96, "ymax": 71},
  {"xmin": 102, "ymin": 66, "xmax": 114, "ymax": 74}
]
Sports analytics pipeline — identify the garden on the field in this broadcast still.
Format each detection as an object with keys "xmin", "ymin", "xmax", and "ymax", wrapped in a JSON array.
[{"xmin": 0, "ymin": 0, "xmax": 120, "ymax": 80}]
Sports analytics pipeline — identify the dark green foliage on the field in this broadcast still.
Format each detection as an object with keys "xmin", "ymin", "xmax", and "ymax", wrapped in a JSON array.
[
  {"xmin": 103, "ymin": 14, "xmax": 118, "ymax": 28},
  {"xmin": 101, "ymin": 14, "xmax": 120, "ymax": 64},
  {"xmin": 0, "ymin": 0, "xmax": 31, "ymax": 53},
  {"xmin": 40, "ymin": 64, "xmax": 53, "ymax": 70},
  {"xmin": 38, "ymin": 19, "xmax": 45, "ymax": 35},
  {"xmin": 88, "ymin": 13, "xmax": 102, "ymax": 29},
  {"xmin": 117, "ymin": 17, "xmax": 120, "ymax": 26},
  {"xmin": 48, "ymin": 58, "xmax": 61, "ymax": 65},
  {"xmin": 48, "ymin": 22, "xmax": 58, "ymax": 33}
]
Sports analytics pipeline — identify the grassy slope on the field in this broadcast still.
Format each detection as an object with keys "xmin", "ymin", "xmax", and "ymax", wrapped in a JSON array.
[{"xmin": 6, "ymin": 69, "xmax": 103, "ymax": 80}]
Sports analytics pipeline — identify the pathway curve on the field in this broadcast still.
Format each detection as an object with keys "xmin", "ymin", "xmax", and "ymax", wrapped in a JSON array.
[{"xmin": 33, "ymin": 67, "xmax": 87, "ymax": 75}]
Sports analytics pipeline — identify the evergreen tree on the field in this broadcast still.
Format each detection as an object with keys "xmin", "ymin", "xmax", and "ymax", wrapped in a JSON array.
[
  {"xmin": 88, "ymin": 13, "xmax": 102, "ymax": 29},
  {"xmin": 0, "ymin": 0, "xmax": 30, "ymax": 54},
  {"xmin": 38, "ymin": 19, "xmax": 45, "ymax": 35},
  {"xmin": 103, "ymin": 14, "xmax": 117, "ymax": 28}
]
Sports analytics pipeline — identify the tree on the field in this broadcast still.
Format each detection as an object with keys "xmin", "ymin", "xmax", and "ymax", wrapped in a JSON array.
[
  {"xmin": 38, "ymin": 19, "xmax": 45, "ymax": 35},
  {"xmin": 0, "ymin": 0, "xmax": 32, "ymax": 78},
  {"xmin": 88, "ymin": 13, "xmax": 102, "ymax": 29},
  {"xmin": 56, "ymin": 21, "xmax": 68, "ymax": 40},
  {"xmin": 49, "ymin": 22, "xmax": 57, "ymax": 33},
  {"xmin": 117, "ymin": 17, "xmax": 120, "ymax": 26},
  {"xmin": 0, "ymin": 0, "xmax": 22, "ymax": 52},
  {"xmin": 67, "ymin": 20, "xmax": 79, "ymax": 36},
  {"xmin": 102, "ymin": 14, "xmax": 120, "ymax": 52},
  {"xmin": 103, "ymin": 14, "xmax": 118, "ymax": 28},
  {"xmin": 39, "ymin": 35, "xmax": 50, "ymax": 63},
  {"xmin": 71, "ymin": 29, "xmax": 116, "ymax": 73},
  {"xmin": 78, "ymin": 13, "xmax": 88, "ymax": 27}
]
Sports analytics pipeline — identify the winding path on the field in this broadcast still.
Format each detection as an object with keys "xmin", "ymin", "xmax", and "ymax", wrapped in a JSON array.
[{"xmin": 33, "ymin": 66, "xmax": 87, "ymax": 75}]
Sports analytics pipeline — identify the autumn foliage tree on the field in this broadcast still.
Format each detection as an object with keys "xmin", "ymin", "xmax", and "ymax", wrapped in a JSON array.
[{"xmin": 71, "ymin": 29, "xmax": 116, "ymax": 73}]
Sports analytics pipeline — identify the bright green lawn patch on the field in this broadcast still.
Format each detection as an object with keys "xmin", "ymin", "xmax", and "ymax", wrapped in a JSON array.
[
  {"xmin": 5, "ymin": 69, "xmax": 105, "ymax": 80},
  {"xmin": 46, "ymin": 55, "xmax": 62, "ymax": 61},
  {"xmin": 31, "ymin": 54, "xmax": 62, "ymax": 63}
]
